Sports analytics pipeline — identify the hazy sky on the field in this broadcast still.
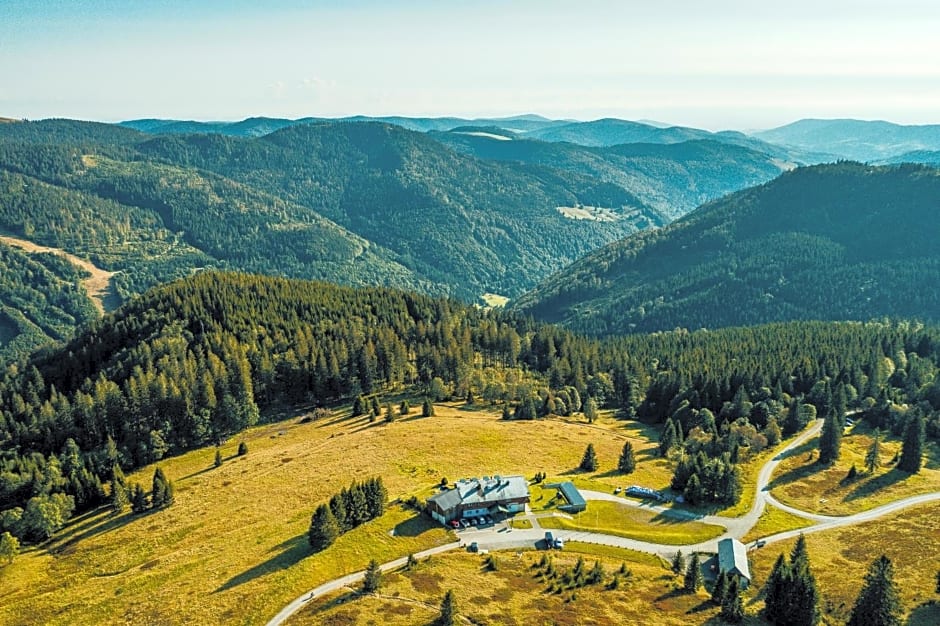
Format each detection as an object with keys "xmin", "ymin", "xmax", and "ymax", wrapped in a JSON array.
[{"xmin": 3, "ymin": 0, "xmax": 940, "ymax": 130}]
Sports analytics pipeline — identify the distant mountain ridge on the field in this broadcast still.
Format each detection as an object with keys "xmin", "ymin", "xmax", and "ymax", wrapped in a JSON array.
[
  {"xmin": 754, "ymin": 118, "xmax": 940, "ymax": 162},
  {"xmin": 513, "ymin": 162, "xmax": 940, "ymax": 335}
]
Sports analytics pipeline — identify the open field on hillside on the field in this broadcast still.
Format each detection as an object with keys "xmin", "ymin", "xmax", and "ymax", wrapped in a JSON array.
[
  {"xmin": 0, "ymin": 233, "xmax": 119, "ymax": 313},
  {"xmin": 740, "ymin": 505, "xmax": 814, "ymax": 544},
  {"xmin": 749, "ymin": 503, "xmax": 940, "ymax": 625},
  {"xmin": 0, "ymin": 402, "xmax": 658, "ymax": 625},
  {"xmin": 537, "ymin": 500, "xmax": 726, "ymax": 545},
  {"xmin": 290, "ymin": 546, "xmax": 718, "ymax": 626},
  {"xmin": 769, "ymin": 424, "xmax": 940, "ymax": 516}
]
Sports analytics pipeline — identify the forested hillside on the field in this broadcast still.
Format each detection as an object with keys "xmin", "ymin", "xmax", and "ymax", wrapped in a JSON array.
[
  {"xmin": 2, "ymin": 272, "xmax": 939, "ymax": 547},
  {"xmin": 0, "ymin": 119, "xmax": 662, "ymax": 304},
  {"xmin": 0, "ymin": 243, "xmax": 97, "ymax": 362},
  {"xmin": 433, "ymin": 132, "xmax": 790, "ymax": 218},
  {"xmin": 514, "ymin": 162, "xmax": 940, "ymax": 335}
]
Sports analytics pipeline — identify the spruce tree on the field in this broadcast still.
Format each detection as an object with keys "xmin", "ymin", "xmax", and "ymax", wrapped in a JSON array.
[
  {"xmin": 847, "ymin": 555, "xmax": 903, "ymax": 626},
  {"xmin": 618, "ymin": 441, "xmax": 636, "ymax": 474},
  {"xmin": 501, "ymin": 404, "xmax": 512, "ymax": 420},
  {"xmin": 659, "ymin": 418, "xmax": 678, "ymax": 456},
  {"xmin": 865, "ymin": 430, "xmax": 882, "ymax": 474},
  {"xmin": 897, "ymin": 411, "xmax": 925, "ymax": 473},
  {"xmin": 151, "ymin": 467, "xmax": 175, "ymax": 508},
  {"xmin": 330, "ymin": 492, "xmax": 349, "ymax": 532},
  {"xmin": 110, "ymin": 463, "xmax": 129, "ymax": 513},
  {"xmin": 384, "ymin": 403, "xmax": 395, "ymax": 423},
  {"xmin": 763, "ymin": 553, "xmax": 790, "ymax": 622},
  {"xmin": 308, "ymin": 503, "xmax": 339, "ymax": 551},
  {"xmin": 214, "ymin": 447, "xmax": 223, "ymax": 467},
  {"xmin": 237, "ymin": 441, "xmax": 248, "ymax": 456},
  {"xmin": 671, "ymin": 550, "xmax": 684, "ymax": 575},
  {"xmin": 130, "ymin": 483, "xmax": 149, "ymax": 513},
  {"xmin": 683, "ymin": 553, "xmax": 702, "ymax": 592},
  {"xmin": 784, "ymin": 398, "xmax": 805, "ymax": 436},
  {"xmin": 579, "ymin": 443, "xmax": 598, "ymax": 472},
  {"xmin": 788, "ymin": 535, "xmax": 820, "ymax": 626},
  {"xmin": 399, "ymin": 400, "xmax": 410, "ymax": 416},
  {"xmin": 352, "ymin": 395, "xmax": 366, "ymax": 417},
  {"xmin": 721, "ymin": 575, "xmax": 744, "ymax": 623},
  {"xmin": 438, "ymin": 589, "xmax": 457, "ymax": 626},
  {"xmin": 711, "ymin": 570, "xmax": 729, "ymax": 605},
  {"xmin": 818, "ymin": 413, "xmax": 842, "ymax": 465},
  {"xmin": 422, "ymin": 397, "xmax": 435, "ymax": 417},
  {"xmin": 362, "ymin": 558, "xmax": 382, "ymax": 592}
]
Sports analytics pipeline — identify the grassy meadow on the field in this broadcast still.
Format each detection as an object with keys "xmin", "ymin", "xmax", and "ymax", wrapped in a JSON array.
[
  {"xmin": 538, "ymin": 500, "xmax": 725, "ymax": 545},
  {"xmin": 768, "ymin": 423, "xmax": 940, "ymax": 516},
  {"xmin": 749, "ymin": 503, "xmax": 940, "ymax": 625},
  {"xmin": 290, "ymin": 544, "xmax": 720, "ymax": 626},
  {"xmin": 0, "ymin": 402, "xmax": 658, "ymax": 625}
]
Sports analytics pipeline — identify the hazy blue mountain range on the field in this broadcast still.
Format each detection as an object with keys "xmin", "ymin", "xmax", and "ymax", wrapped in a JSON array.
[
  {"xmin": 513, "ymin": 162, "xmax": 940, "ymax": 335},
  {"xmin": 754, "ymin": 118, "xmax": 940, "ymax": 162}
]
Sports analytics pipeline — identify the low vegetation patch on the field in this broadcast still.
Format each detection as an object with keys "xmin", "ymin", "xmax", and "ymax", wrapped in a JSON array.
[
  {"xmin": 538, "ymin": 500, "xmax": 725, "ymax": 545},
  {"xmin": 292, "ymin": 549, "xmax": 715, "ymax": 626},
  {"xmin": 769, "ymin": 426, "xmax": 940, "ymax": 516},
  {"xmin": 740, "ymin": 504, "xmax": 814, "ymax": 544}
]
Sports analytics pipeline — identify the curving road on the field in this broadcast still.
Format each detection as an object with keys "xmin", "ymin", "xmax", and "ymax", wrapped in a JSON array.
[{"xmin": 266, "ymin": 418, "xmax": 939, "ymax": 626}]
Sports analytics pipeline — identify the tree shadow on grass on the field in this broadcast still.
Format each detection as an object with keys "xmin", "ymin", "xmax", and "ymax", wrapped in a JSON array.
[
  {"xmin": 392, "ymin": 514, "xmax": 440, "ymax": 538},
  {"xmin": 215, "ymin": 533, "xmax": 309, "ymax": 592},
  {"xmin": 46, "ymin": 506, "xmax": 146, "ymax": 554},
  {"xmin": 844, "ymin": 468, "xmax": 910, "ymax": 502},
  {"xmin": 906, "ymin": 600, "xmax": 939, "ymax": 626},
  {"xmin": 765, "ymin": 459, "xmax": 820, "ymax": 492},
  {"xmin": 651, "ymin": 510, "xmax": 705, "ymax": 524},
  {"xmin": 687, "ymin": 599, "xmax": 716, "ymax": 614}
]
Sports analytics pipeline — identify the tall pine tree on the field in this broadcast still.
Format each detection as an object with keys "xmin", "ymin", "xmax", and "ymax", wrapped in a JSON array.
[
  {"xmin": 818, "ymin": 413, "xmax": 842, "ymax": 465},
  {"xmin": 618, "ymin": 441, "xmax": 636, "ymax": 474},
  {"xmin": 897, "ymin": 411, "xmax": 925, "ymax": 473},
  {"xmin": 579, "ymin": 443, "xmax": 598, "ymax": 472},
  {"xmin": 683, "ymin": 553, "xmax": 702, "ymax": 592},
  {"xmin": 847, "ymin": 555, "xmax": 903, "ymax": 626},
  {"xmin": 308, "ymin": 503, "xmax": 339, "ymax": 551}
]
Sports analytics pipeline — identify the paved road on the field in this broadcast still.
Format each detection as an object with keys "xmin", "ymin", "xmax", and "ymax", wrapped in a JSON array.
[
  {"xmin": 266, "ymin": 541, "xmax": 461, "ymax": 626},
  {"xmin": 266, "ymin": 417, "xmax": 939, "ymax": 625}
]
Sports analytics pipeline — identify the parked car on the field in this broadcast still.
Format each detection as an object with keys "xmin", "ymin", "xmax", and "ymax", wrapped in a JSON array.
[
  {"xmin": 460, "ymin": 519, "xmax": 471, "ymax": 528},
  {"xmin": 554, "ymin": 538, "xmax": 565, "ymax": 550},
  {"xmin": 449, "ymin": 520, "xmax": 461, "ymax": 528},
  {"xmin": 613, "ymin": 487, "xmax": 622, "ymax": 494},
  {"xmin": 544, "ymin": 531, "xmax": 554, "ymax": 548},
  {"xmin": 468, "ymin": 541, "xmax": 479, "ymax": 553},
  {"xmin": 484, "ymin": 515, "xmax": 493, "ymax": 524}
]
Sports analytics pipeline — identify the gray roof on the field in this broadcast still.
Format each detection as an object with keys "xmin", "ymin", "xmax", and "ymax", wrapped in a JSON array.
[
  {"xmin": 428, "ymin": 475, "xmax": 529, "ymax": 512},
  {"xmin": 554, "ymin": 481, "xmax": 586, "ymax": 509},
  {"xmin": 717, "ymin": 538, "xmax": 751, "ymax": 581}
]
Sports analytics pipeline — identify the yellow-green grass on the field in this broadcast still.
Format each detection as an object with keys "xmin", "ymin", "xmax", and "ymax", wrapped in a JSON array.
[
  {"xmin": 480, "ymin": 292, "xmax": 509, "ymax": 307},
  {"xmin": 749, "ymin": 503, "xmax": 940, "ymax": 625},
  {"xmin": 740, "ymin": 504, "xmax": 815, "ymax": 544},
  {"xmin": 508, "ymin": 517, "xmax": 533, "ymax": 529},
  {"xmin": 562, "ymin": 541, "xmax": 666, "ymax": 568},
  {"xmin": 768, "ymin": 425, "xmax": 940, "ymax": 516},
  {"xmin": 538, "ymin": 501, "xmax": 726, "ymax": 545},
  {"xmin": 0, "ymin": 402, "xmax": 667, "ymax": 625},
  {"xmin": 290, "ymin": 548, "xmax": 718, "ymax": 626}
]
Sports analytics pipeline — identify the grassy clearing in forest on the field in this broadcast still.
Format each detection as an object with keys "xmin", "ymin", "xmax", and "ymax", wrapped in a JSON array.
[
  {"xmin": 0, "ymin": 402, "xmax": 661, "ymax": 625},
  {"xmin": 768, "ymin": 424, "xmax": 940, "ymax": 516}
]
